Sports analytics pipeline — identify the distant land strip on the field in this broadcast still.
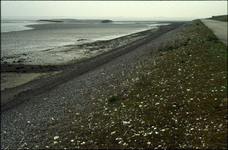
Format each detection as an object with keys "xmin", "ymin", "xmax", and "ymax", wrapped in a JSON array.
[{"xmin": 38, "ymin": 20, "xmax": 63, "ymax": 22}]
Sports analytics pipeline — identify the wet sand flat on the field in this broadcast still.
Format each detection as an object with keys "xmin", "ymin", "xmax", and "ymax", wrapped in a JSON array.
[
  {"xmin": 1, "ymin": 64, "xmax": 64, "ymax": 91},
  {"xmin": 1, "ymin": 72, "xmax": 61, "ymax": 91},
  {"xmin": 1, "ymin": 73, "xmax": 45, "ymax": 91}
]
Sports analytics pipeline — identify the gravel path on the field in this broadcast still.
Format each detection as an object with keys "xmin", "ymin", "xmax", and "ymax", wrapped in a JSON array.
[
  {"xmin": 201, "ymin": 19, "xmax": 227, "ymax": 45},
  {"xmin": 1, "ymin": 22, "xmax": 187, "ymax": 149}
]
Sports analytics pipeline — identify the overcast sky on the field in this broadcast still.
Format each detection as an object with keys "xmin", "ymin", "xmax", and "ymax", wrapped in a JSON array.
[{"xmin": 1, "ymin": 1, "xmax": 227, "ymax": 20}]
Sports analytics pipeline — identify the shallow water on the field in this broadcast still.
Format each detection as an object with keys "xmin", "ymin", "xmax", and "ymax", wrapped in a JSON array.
[
  {"xmin": 1, "ymin": 20, "xmax": 169, "ymax": 65},
  {"xmin": 1, "ymin": 20, "xmax": 39, "ymax": 33}
]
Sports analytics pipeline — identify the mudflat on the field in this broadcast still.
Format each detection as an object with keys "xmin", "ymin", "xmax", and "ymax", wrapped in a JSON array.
[{"xmin": 0, "ymin": 27, "xmax": 161, "ymax": 91}]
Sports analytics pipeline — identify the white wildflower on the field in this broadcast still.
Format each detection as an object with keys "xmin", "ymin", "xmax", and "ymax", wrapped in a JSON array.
[
  {"xmin": 147, "ymin": 142, "xmax": 151, "ymax": 145},
  {"xmin": 155, "ymin": 102, "xmax": 160, "ymax": 105},
  {"xmin": 123, "ymin": 142, "xmax": 128, "ymax": 146},
  {"xmin": 132, "ymin": 134, "xmax": 139, "ymax": 137},
  {"xmin": 123, "ymin": 121, "xmax": 130, "ymax": 125},
  {"xmin": 111, "ymin": 131, "xmax": 116, "ymax": 135},
  {"xmin": 54, "ymin": 141, "xmax": 58, "ymax": 144},
  {"xmin": 151, "ymin": 126, "xmax": 156, "ymax": 129},
  {"xmin": 128, "ymin": 125, "xmax": 133, "ymax": 128},
  {"xmin": 54, "ymin": 136, "xmax": 59, "ymax": 140}
]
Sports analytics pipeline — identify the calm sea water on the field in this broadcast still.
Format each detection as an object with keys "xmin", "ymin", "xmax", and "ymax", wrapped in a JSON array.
[{"xmin": 1, "ymin": 20, "xmax": 169, "ymax": 59}]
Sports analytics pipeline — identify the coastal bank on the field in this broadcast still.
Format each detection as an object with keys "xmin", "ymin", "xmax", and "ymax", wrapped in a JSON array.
[{"xmin": 1, "ymin": 19, "xmax": 227, "ymax": 149}]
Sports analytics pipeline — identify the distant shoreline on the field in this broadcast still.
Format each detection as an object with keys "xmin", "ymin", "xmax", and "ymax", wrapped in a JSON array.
[{"xmin": 37, "ymin": 19, "xmax": 113, "ymax": 23}]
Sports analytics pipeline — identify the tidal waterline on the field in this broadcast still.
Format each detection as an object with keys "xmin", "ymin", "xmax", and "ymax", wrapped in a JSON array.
[{"xmin": 1, "ymin": 20, "xmax": 170, "ymax": 65}]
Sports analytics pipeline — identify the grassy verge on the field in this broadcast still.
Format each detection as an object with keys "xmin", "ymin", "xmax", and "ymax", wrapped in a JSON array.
[
  {"xmin": 208, "ymin": 15, "xmax": 228, "ymax": 22},
  {"xmin": 29, "ymin": 20, "xmax": 227, "ymax": 149}
]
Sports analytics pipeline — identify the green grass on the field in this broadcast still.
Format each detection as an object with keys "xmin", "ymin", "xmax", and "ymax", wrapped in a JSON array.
[
  {"xmin": 27, "ymin": 20, "xmax": 227, "ymax": 149},
  {"xmin": 208, "ymin": 15, "xmax": 228, "ymax": 22}
]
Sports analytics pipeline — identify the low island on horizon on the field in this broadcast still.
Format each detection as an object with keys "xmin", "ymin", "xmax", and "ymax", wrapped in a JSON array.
[{"xmin": 37, "ymin": 19, "xmax": 114, "ymax": 23}]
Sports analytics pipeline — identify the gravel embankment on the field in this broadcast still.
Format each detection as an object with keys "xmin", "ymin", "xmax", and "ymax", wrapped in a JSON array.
[{"xmin": 1, "ymin": 22, "xmax": 187, "ymax": 149}]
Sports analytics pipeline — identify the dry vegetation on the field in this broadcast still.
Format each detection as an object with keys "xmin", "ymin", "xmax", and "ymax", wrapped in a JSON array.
[{"xmin": 26, "ymin": 19, "xmax": 227, "ymax": 149}]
